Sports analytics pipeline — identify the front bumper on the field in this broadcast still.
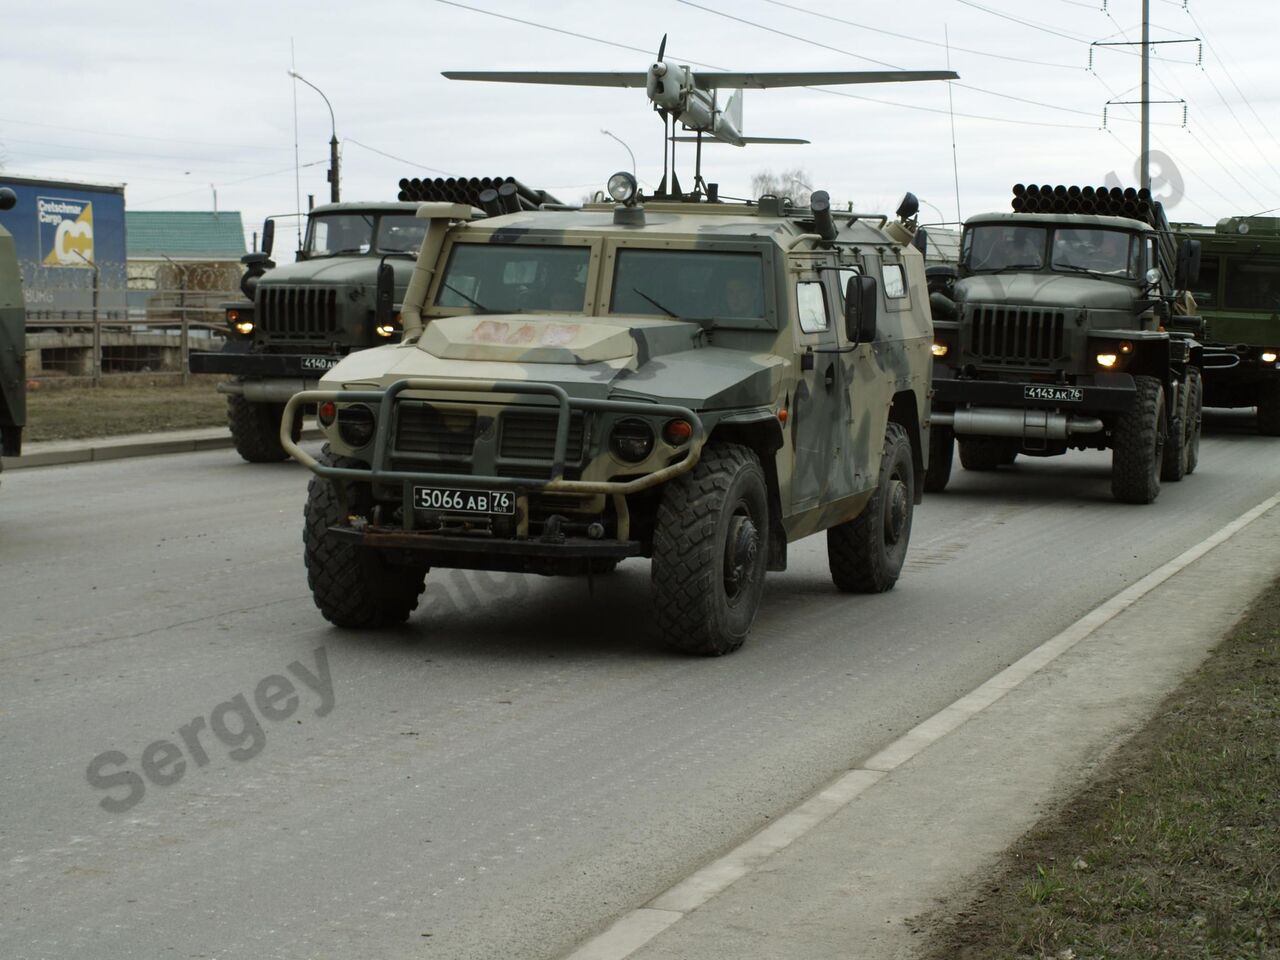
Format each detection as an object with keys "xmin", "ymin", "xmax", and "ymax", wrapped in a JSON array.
[
  {"xmin": 932, "ymin": 368, "xmax": 1137, "ymax": 414},
  {"xmin": 282, "ymin": 378, "xmax": 707, "ymax": 554},
  {"xmin": 189, "ymin": 347, "xmax": 345, "ymax": 378}
]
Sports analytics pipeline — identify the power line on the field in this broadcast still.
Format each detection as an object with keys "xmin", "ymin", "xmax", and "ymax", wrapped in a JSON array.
[
  {"xmin": 1184, "ymin": 6, "xmax": 1280, "ymax": 156},
  {"xmin": 130, "ymin": 159, "xmax": 328, "ymax": 206},
  {"xmin": 344, "ymin": 139, "xmax": 456, "ymax": 177},
  {"xmin": 434, "ymin": 0, "xmax": 727, "ymax": 70},
  {"xmin": 757, "ymin": 0, "xmax": 1081, "ymax": 70},
  {"xmin": 0, "ymin": 115, "xmax": 291, "ymax": 153}
]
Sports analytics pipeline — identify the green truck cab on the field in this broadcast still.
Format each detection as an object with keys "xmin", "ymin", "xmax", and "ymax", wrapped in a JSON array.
[
  {"xmin": 280, "ymin": 178, "xmax": 936, "ymax": 654},
  {"xmin": 0, "ymin": 187, "xmax": 25, "ymax": 472},
  {"xmin": 928, "ymin": 184, "xmax": 1204, "ymax": 503},
  {"xmin": 1174, "ymin": 216, "xmax": 1280, "ymax": 434},
  {"xmin": 189, "ymin": 201, "xmax": 426, "ymax": 461}
]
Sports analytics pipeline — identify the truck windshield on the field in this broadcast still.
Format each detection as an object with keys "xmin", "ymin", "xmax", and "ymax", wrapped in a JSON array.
[
  {"xmin": 435, "ymin": 243, "xmax": 590, "ymax": 313},
  {"xmin": 1051, "ymin": 228, "xmax": 1139, "ymax": 278},
  {"xmin": 964, "ymin": 225, "xmax": 1047, "ymax": 272},
  {"xmin": 305, "ymin": 214, "xmax": 375, "ymax": 257},
  {"xmin": 610, "ymin": 249, "xmax": 766, "ymax": 320},
  {"xmin": 376, "ymin": 215, "xmax": 427, "ymax": 254}
]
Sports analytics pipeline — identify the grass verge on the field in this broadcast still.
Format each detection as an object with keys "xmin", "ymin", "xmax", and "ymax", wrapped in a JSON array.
[
  {"xmin": 24, "ymin": 384, "xmax": 227, "ymax": 442},
  {"xmin": 926, "ymin": 577, "xmax": 1280, "ymax": 960}
]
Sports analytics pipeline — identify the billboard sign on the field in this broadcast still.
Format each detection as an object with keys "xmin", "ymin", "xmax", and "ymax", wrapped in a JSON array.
[{"xmin": 38, "ymin": 196, "xmax": 95, "ymax": 267}]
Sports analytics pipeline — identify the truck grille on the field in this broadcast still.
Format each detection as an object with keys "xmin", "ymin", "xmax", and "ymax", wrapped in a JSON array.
[
  {"xmin": 257, "ymin": 286, "xmax": 340, "ymax": 339},
  {"xmin": 395, "ymin": 407, "xmax": 477, "ymax": 456},
  {"xmin": 499, "ymin": 411, "xmax": 586, "ymax": 461},
  {"xmin": 969, "ymin": 306, "xmax": 1067, "ymax": 366}
]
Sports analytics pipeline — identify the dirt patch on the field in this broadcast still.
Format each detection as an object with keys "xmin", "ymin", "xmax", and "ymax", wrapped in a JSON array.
[
  {"xmin": 24, "ymin": 383, "xmax": 227, "ymax": 442},
  {"xmin": 921, "ymin": 578, "xmax": 1280, "ymax": 959}
]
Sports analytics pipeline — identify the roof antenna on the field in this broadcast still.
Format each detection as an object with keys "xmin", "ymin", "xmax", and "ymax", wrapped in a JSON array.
[{"xmin": 945, "ymin": 25, "xmax": 962, "ymax": 225}]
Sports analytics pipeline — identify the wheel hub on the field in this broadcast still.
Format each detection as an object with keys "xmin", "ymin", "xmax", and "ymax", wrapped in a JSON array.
[
  {"xmin": 884, "ymin": 478, "xmax": 909, "ymax": 545},
  {"xmin": 724, "ymin": 513, "xmax": 760, "ymax": 600}
]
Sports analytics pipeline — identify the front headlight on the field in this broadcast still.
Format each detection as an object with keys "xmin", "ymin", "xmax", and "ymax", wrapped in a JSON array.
[
  {"xmin": 1096, "ymin": 353, "xmax": 1119, "ymax": 368},
  {"xmin": 337, "ymin": 404, "xmax": 376, "ymax": 448},
  {"xmin": 227, "ymin": 307, "xmax": 254, "ymax": 337},
  {"xmin": 931, "ymin": 342, "xmax": 949, "ymax": 358},
  {"xmin": 1262, "ymin": 350, "xmax": 1278, "ymax": 363},
  {"xmin": 609, "ymin": 419, "xmax": 654, "ymax": 463}
]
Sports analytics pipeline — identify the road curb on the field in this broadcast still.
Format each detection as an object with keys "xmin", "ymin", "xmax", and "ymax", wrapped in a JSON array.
[{"xmin": 2, "ymin": 428, "xmax": 324, "ymax": 471}]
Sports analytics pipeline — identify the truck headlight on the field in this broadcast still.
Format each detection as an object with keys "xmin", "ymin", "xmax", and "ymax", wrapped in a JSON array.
[
  {"xmin": 931, "ymin": 342, "xmax": 949, "ymax": 358},
  {"xmin": 1262, "ymin": 350, "xmax": 1278, "ymax": 363},
  {"xmin": 337, "ymin": 404, "xmax": 376, "ymax": 447},
  {"xmin": 1096, "ymin": 353, "xmax": 1119, "ymax": 368},
  {"xmin": 610, "ymin": 419, "xmax": 654, "ymax": 463},
  {"xmin": 375, "ymin": 314, "xmax": 401, "ymax": 338},
  {"xmin": 227, "ymin": 308, "xmax": 254, "ymax": 337}
]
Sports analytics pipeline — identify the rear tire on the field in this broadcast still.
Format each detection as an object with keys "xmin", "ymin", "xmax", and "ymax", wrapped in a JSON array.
[
  {"xmin": 304, "ymin": 447, "xmax": 427, "ymax": 628},
  {"xmin": 1185, "ymin": 367, "xmax": 1202, "ymax": 475},
  {"xmin": 1160, "ymin": 373, "xmax": 1191, "ymax": 482},
  {"xmin": 1111, "ymin": 375, "xmax": 1165, "ymax": 504},
  {"xmin": 1257, "ymin": 379, "xmax": 1280, "ymax": 436},
  {"xmin": 652, "ymin": 443, "xmax": 769, "ymax": 656},
  {"xmin": 228, "ymin": 393, "xmax": 298, "ymax": 463},
  {"xmin": 923, "ymin": 423, "xmax": 953, "ymax": 492},
  {"xmin": 827, "ymin": 422, "xmax": 914, "ymax": 593}
]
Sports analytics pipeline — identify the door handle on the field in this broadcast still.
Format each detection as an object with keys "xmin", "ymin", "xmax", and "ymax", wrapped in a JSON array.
[{"xmin": 824, "ymin": 364, "xmax": 835, "ymax": 391}]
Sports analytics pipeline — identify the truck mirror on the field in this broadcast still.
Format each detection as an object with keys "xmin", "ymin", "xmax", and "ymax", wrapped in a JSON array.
[
  {"xmin": 844, "ymin": 274, "xmax": 879, "ymax": 344},
  {"xmin": 912, "ymin": 226, "xmax": 928, "ymax": 258},
  {"xmin": 375, "ymin": 261, "xmax": 395, "ymax": 328},
  {"xmin": 261, "ymin": 218, "xmax": 275, "ymax": 257},
  {"xmin": 1176, "ymin": 238, "xmax": 1201, "ymax": 289},
  {"xmin": 0, "ymin": 188, "xmax": 15, "ymax": 212}
]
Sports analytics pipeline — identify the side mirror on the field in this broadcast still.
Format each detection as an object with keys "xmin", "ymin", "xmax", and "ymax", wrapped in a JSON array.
[
  {"xmin": 912, "ymin": 225, "xmax": 929, "ymax": 258},
  {"xmin": 1176, "ymin": 238, "xmax": 1201, "ymax": 289},
  {"xmin": 844, "ymin": 274, "xmax": 879, "ymax": 344},
  {"xmin": 0, "ymin": 187, "xmax": 16, "ymax": 212},
  {"xmin": 261, "ymin": 218, "xmax": 275, "ymax": 257},
  {"xmin": 375, "ymin": 260, "xmax": 395, "ymax": 328}
]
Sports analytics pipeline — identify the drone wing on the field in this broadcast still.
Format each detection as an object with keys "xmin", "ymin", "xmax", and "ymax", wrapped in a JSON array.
[
  {"xmin": 442, "ymin": 71, "xmax": 649, "ymax": 88},
  {"xmin": 691, "ymin": 70, "xmax": 958, "ymax": 89},
  {"xmin": 672, "ymin": 136, "xmax": 810, "ymax": 145}
]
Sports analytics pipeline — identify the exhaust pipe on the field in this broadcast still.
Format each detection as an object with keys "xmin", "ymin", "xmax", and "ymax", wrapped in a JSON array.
[{"xmin": 933, "ymin": 407, "xmax": 1105, "ymax": 440}]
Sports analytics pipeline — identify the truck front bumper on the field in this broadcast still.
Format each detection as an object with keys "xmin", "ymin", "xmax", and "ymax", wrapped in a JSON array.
[
  {"xmin": 931, "ymin": 369, "xmax": 1137, "ymax": 440},
  {"xmin": 189, "ymin": 347, "xmax": 343, "ymax": 379}
]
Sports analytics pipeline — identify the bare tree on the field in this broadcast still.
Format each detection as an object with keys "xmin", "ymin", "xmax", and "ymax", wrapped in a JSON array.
[{"xmin": 749, "ymin": 167, "xmax": 814, "ymax": 201}]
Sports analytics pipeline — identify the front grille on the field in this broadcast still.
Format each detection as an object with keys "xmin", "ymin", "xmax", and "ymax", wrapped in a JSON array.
[
  {"xmin": 969, "ymin": 305, "xmax": 1067, "ymax": 366},
  {"xmin": 499, "ymin": 411, "xmax": 586, "ymax": 461},
  {"xmin": 257, "ymin": 286, "xmax": 340, "ymax": 339},
  {"xmin": 395, "ymin": 406, "xmax": 477, "ymax": 456}
]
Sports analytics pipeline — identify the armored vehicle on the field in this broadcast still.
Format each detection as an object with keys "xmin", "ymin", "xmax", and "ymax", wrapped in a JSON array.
[
  {"xmin": 1174, "ymin": 216, "xmax": 1280, "ymax": 434},
  {"xmin": 189, "ymin": 201, "xmax": 432, "ymax": 461},
  {"xmin": 279, "ymin": 176, "xmax": 935, "ymax": 654},
  {"xmin": 927, "ymin": 184, "xmax": 1204, "ymax": 503},
  {"xmin": 0, "ymin": 187, "xmax": 25, "ymax": 477}
]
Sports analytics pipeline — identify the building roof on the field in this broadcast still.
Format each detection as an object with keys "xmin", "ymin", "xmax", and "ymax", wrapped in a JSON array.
[
  {"xmin": 0, "ymin": 172, "xmax": 126, "ymax": 193},
  {"xmin": 126, "ymin": 210, "xmax": 246, "ymax": 260}
]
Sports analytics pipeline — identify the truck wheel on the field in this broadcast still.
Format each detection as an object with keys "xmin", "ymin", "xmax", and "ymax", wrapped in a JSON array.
[
  {"xmin": 827, "ymin": 422, "xmax": 914, "ymax": 593},
  {"xmin": 1257, "ymin": 379, "xmax": 1280, "ymax": 436},
  {"xmin": 1160, "ymin": 374, "xmax": 1191, "ymax": 482},
  {"xmin": 1111, "ymin": 375, "xmax": 1165, "ymax": 504},
  {"xmin": 304, "ymin": 447, "xmax": 427, "ymax": 628},
  {"xmin": 652, "ymin": 442, "xmax": 769, "ymax": 656},
  {"xmin": 227, "ymin": 394, "xmax": 298, "ymax": 463},
  {"xmin": 958, "ymin": 437, "xmax": 1008, "ymax": 471},
  {"xmin": 1185, "ymin": 367, "xmax": 1202, "ymax": 474},
  {"xmin": 924, "ymin": 423, "xmax": 953, "ymax": 492}
]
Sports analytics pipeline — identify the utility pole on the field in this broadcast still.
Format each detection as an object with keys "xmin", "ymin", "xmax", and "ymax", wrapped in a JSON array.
[
  {"xmin": 1140, "ymin": 0, "xmax": 1150, "ymax": 191},
  {"xmin": 288, "ymin": 70, "xmax": 340, "ymax": 203}
]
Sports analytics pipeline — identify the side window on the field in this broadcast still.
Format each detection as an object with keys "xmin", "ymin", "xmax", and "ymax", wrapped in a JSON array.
[
  {"xmin": 1146, "ymin": 237, "xmax": 1158, "ymax": 273},
  {"xmin": 796, "ymin": 281, "xmax": 829, "ymax": 333},
  {"xmin": 881, "ymin": 262, "xmax": 907, "ymax": 299},
  {"xmin": 837, "ymin": 267, "xmax": 861, "ymax": 304}
]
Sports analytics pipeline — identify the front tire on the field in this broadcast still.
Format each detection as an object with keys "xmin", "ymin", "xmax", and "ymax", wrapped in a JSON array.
[
  {"xmin": 827, "ymin": 422, "xmax": 915, "ymax": 593},
  {"xmin": 652, "ymin": 443, "xmax": 769, "ymax": 656},
  {"xmin": 304, "ymin": 447, "xmax": 427, "ymax": 628},
  {"xmin": 924, "ymin": 423, "xmax": 953, "ymax": 492},
  {"xmin": 1111, "ymin": 375, "xmax": 1165, "ymax": 504},
  {"xmin": 227, "ymin": 393, "xmax": 298, "ymax": 463}
]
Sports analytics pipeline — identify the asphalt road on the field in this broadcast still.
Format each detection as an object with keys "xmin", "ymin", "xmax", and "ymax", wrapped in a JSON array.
[{"xmin": 2, "ymin": 410, "xmax": 1276, "ymax": 960}]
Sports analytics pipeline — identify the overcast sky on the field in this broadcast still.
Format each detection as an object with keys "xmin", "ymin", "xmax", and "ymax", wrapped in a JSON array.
[{"xmin": 3, "ymin": 0, "xmax": 1277, "ymax": 250}]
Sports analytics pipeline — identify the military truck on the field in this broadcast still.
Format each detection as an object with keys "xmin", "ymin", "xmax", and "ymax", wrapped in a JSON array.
[
  {"xmin": 1174, "ymin": 216, "xmax": 1280, "ymax": 434},
  {"xmin": 278, "ymin": 175, "xmax": 936, "ymax": 655},
  {"xmin": 0, "ymin": 187, "xmax": 25, "ymax": 477},
  {"xmin": 927, "ymin": 184, "xmax": 1204, "ymax": 504},
  {"xmin": 189, "ymin": 201, "xmax": 431, "ymax": 462}
]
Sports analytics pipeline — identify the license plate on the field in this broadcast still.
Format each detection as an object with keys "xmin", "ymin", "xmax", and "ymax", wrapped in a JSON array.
[
  {"xmin": 1024, "ymin": 385, "xmax": 1083, "ymax": 402},
  {"xmin": 413, "ymin": 487, "xmax": 515, "ymax": 515},
  {"xmin": 301, "ymin": 356, "xmax": 338, "ymax": 372}
]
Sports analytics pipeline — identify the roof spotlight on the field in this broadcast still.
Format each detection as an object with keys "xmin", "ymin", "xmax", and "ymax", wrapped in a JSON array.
[{"xmin": 607, "ymin": 171, "xmax": 638, "ymax": 205}]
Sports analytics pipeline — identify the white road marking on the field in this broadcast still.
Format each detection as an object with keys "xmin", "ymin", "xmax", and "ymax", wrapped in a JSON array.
[{"xmin": 560, "ymin": 490, "xmax": 1280, "ymax": 960}]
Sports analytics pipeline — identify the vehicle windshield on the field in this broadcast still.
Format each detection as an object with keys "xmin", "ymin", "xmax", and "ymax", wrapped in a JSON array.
[
  {"xmin": 963, "ymin": 223, "xmax": 1140, "ymax": 278},
  {"xmin": 610, "ymin": 249, "xmax": 766, "ymax": 320},
  {"xmin": 434, "ymin": 243, "xmax": 590, "ymax": 313},
  {"xmin": 376, "ymin": 215, "xmax": 428, "ymax": 254},
  {"xmin": 1051, "ymin": 228, "xmax": 1139, "ymax": 278}
]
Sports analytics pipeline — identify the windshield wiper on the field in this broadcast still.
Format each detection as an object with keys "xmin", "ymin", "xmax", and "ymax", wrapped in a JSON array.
[
  {"xmin": 442, "ymin": 282, "xmax": 492, "ymax": 312},
  {"xmin": 632, "ymin": 287, "xmax": 678, "ymax": 317},
  {"xmin": 973, "ymin": 262, "xmax": 1042, "ymax": 274}
]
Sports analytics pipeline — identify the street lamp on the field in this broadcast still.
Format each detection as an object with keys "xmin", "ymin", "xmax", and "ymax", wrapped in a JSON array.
[
  {"xmin": 600, "ymin": 129, "xmax": 636, "ymax": 178},
  {"xmin": 288, "ymin": 69, "xmax": 340, "ymax": 203}
]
